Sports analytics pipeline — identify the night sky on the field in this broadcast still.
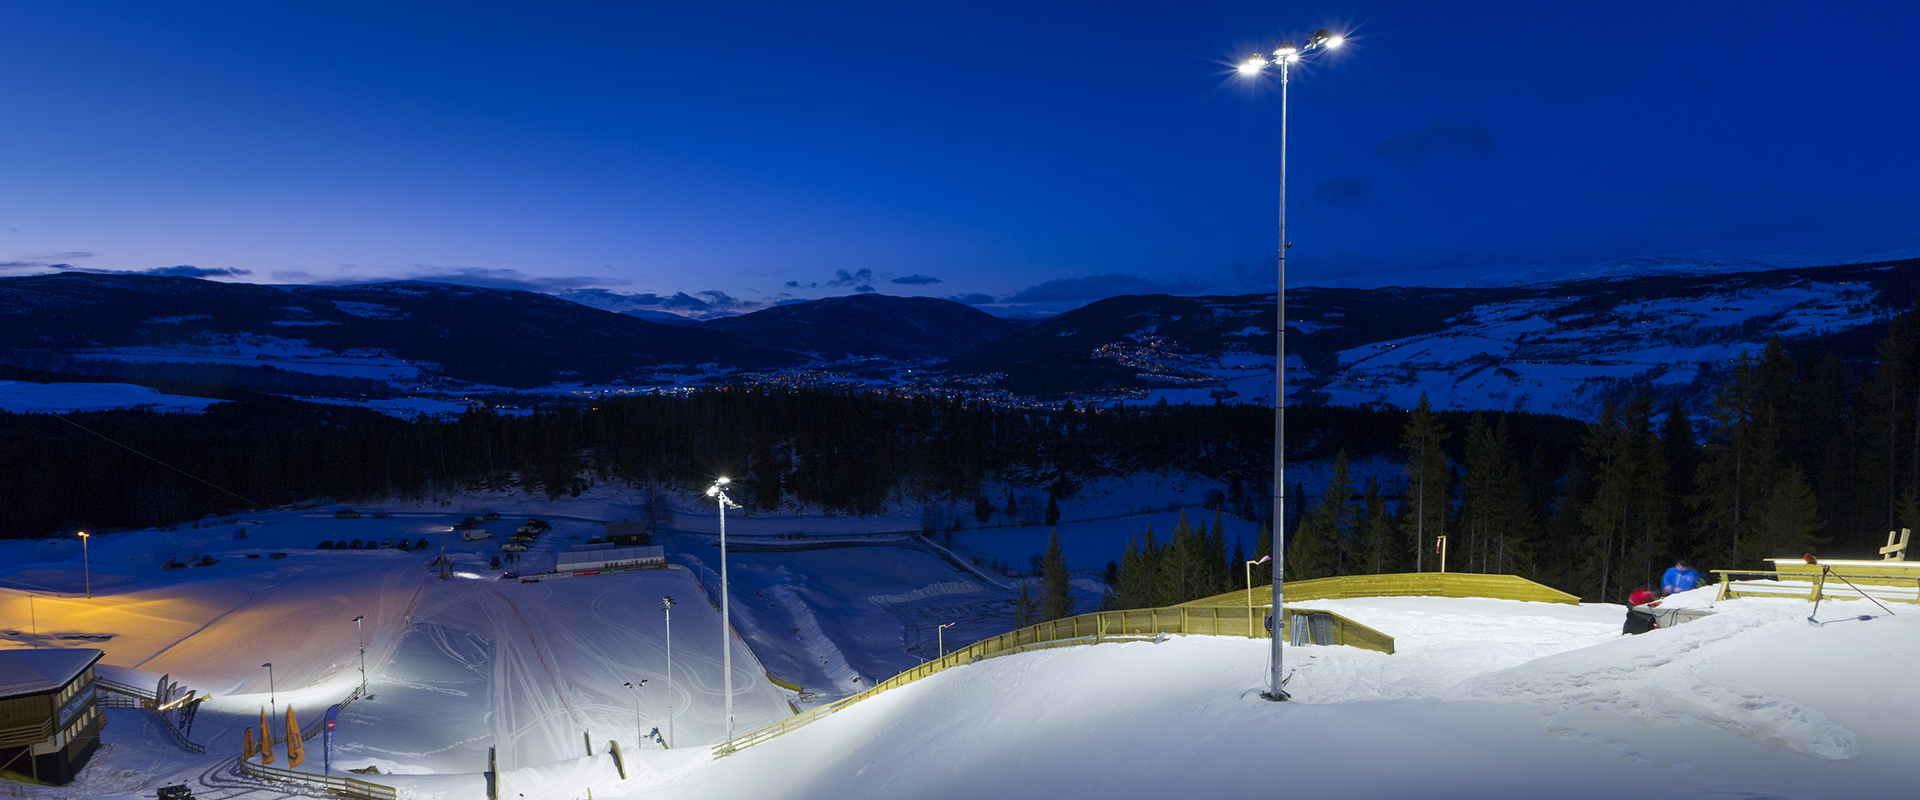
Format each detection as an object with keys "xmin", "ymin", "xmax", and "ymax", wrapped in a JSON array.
[{"xmin": 3, "ymin": 1, "xmax": 1915, "ymax": 317}]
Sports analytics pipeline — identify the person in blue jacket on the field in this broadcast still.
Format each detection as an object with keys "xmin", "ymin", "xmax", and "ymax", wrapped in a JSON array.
[{"xmin": 1662, "ymin": 560, "xmax": 1702, "ymax": 596}]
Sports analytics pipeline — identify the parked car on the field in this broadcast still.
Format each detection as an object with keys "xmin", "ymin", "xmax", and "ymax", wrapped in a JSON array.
[
  {"xmin": 502, "ymin": 543, "xmax": 527, "ymax": 553},
  {"xmin": 490, "ymin": 555, "xmax": 502, "ymax": 570},
  {"xmin": 334, "ymin": 540, "xmax": 349, "ymax": 549},
  {"xmin": 349, "ymin": 538, "xmax": 363, "ymax": 549},
  {"xmin": 380, "ymin": 538, "xmax": 395, "ymax": 548},
  {"xmin": 461, "ymin": 529, "xmax": 492, "ymax": 542},
  {"xmin": 195, "ymin": 555, "xmax": 219, "ymax": 567},
  {"xmin": 397, "ymin": 539, "xmax": 412, "ymax": 552},
  {"xmin": 268, "ymin": 552, "xmax": 287, "ymax": 559},
  {"xmin": 499, "ymin": 571, "xmax": 518, "ymax": 580},
  {"xmin": 483, "ymin": 512, "xmax": 500, "ymax": 521},
  {"xmin": 318, "ymin": 540, "xmax": 333, "ymax": 549},
  {"xmin": 415, "ymin": 537, "xmax": 430, "ymax": 550},
  {"xmin": 372, "ymin": 512, "xmax": 391, "ymax": 519},
  {"xmin": 335, "ymin": 510, "xmax": 361, "ymax": 519}
]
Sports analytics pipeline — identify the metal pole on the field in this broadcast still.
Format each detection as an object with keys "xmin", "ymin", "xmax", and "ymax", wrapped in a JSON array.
[
  {"xmin": 664, "ymin": 597, "xmax": 674, "ymax": 748},
  {"xmin": 79, "ymin": 533, "xmax": 90, "ymax": 599},
  {"xmin": 264, "ymin": 663, "xmax": 276, "ymax": 740},
  {"xmin": 353, "ymin": 615, "xmax": 366, "ymax": 695},
  {"xmin": 719, "ymin": 493, "xmax": 733, "ymax": 742},
  {"xmin": 1266, "ymin": 58, "xmax": 1291, "ymax": 703}
]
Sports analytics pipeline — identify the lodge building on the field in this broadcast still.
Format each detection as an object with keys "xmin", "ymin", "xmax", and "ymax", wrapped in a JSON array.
[{"xmin": 0, "ymin": 648, "xmax": 105, "ymax": 785}]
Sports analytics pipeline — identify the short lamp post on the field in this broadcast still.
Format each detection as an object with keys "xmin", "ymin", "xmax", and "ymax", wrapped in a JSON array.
[
  {"xmin": 77, "ymin": 531, "xmax": 90, "ymax": 599},
  {"xmin": 661, "ymin": 595, "xmax": 676, "ymax": 748},
  {"xmin": 938, "ymin": 622, "xmax": 956, "ymax": 659},
  {"xmin": 705, "ymin": 477, "xmax": 740, "ymax": 743},
  {"xmin": 1235, "ymin": 26, "xmax": 1344, "ymax": 703},
  {"xmin": 1436, "ymin": 535, "xmax": 1449, "ymax": 574},
  {"xmin": 1245, "ymin": 555, "xmax": 1271, "ymax": 637},
  {"xmin": 624, "ymin": 680, "xmax": 647, "ymax": 752},
  {"xmin": 262, "ymin": 662, "xmax": 276, "ymax": 740},
  {"xmin": 352, "ymin": 615, "xmax": 367, "ymax": 695}
]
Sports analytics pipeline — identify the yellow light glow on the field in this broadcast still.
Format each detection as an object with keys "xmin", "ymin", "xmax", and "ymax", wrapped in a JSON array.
[{"xmin": 717, "ymin": 477, "xmax": 730, "ymax": 485}]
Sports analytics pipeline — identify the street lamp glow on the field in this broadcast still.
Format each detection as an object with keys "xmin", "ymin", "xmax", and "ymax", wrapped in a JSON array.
[
  {"xmin": 1324, "ymin": 35, "xmax": 1345, "ymax": 49},
  {"xmin": 1238, "ymin": 56, "xmax": 1266, "ymax": 76}
]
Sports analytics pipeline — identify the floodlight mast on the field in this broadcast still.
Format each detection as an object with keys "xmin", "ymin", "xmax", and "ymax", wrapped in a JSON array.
[
  {"xmin": 1237, "ymin": 27, "xmax": 1342, "ymax": 703},
  {"xmin": 707, "ymin": 478, "xmax": 739, "ymax": 743}
]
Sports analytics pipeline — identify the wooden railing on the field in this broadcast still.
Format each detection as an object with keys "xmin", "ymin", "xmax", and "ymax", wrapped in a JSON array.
[
  {"xmin": 236, "ymin": 758, "xmax": 396, "ymax": 800},
  {"xmin": 1179, "ymin": 572, "xmax": 1582, "ymax": 608},
  {"xmin": 0, "ymin": 719, "xmax": 51, "ymax": 748},
  {"xmin": 1713, "ymin": 568, "xmax": 1920, "ymax": 604},
  {"xmin": 712, "ymin": 602, "xmax": 1390, "ymax": 757}
]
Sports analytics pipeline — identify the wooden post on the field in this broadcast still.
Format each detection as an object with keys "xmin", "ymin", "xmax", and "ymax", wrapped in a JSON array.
[{"xmin": 1882, "ymin": 529, "xmax": 1911, "ymax": 561}]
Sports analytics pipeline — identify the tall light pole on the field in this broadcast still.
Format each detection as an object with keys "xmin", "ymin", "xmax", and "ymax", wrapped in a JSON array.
[
  {"xmin": 262, "ymin": 662, "xmax": 276, "ymax": 740},
  {"xmin": 661, "ymin": 595, "xmax": 676, "ymax": 748},
  {"xmin": 352, "ymin": 615, "xmax": 367, "ymax": 695},
  {"xmin": 77, "ymin": 531, "xmax": 90, "ymax": 599},
  {"xmin": 624, "ymin": 680, "xmax": 646, "ymax": 751},
  {"xmin": 705, "ymin": 478, "xmax": 739, "ymax": 742},
  {"xmin": 1237, "ymin": 27, "xmax": 1344, "ymax": 703}
]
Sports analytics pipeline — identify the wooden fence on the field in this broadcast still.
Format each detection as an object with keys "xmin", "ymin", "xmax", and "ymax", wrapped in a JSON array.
[
  {"xmin": 712, "ymin": 602, "xmax": 1390, "ymax": 757},
  {"xmin": 236, "ymin": 758, "xmax": 395, "ymax": 800},
  {"xmin": 1715, "ymin": 558, "xmax": 1920, "ymax": 604},
  {"xmin": 1179, "ymin": 572, "xmax": 1581, "ymax": 608}
]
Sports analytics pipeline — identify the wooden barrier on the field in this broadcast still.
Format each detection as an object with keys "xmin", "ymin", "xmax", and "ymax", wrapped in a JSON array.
[
  {"xmin": 1714, "ymin": 559, "xmax": 1920, "ymax": 604},
  {"xmin": 1179, "ymin": 572, "xmax": 1581, "ymax": 608},
  {"xmin": 236, "ymin": 758, "xmax": 396, "ymax": 800},
  {"xmin": 712, "ymin": 602, "xmax": 1391, "ymax": 757}
]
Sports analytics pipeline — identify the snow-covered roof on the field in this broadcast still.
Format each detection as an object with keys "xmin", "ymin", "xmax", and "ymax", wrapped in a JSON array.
[
  {"xmin": 0, "ymin": 649, "xmax": 103, "ymax": 699},
  {"xmin": 557, "ymin": 544, "xmax": 664, "ymax": 570}
]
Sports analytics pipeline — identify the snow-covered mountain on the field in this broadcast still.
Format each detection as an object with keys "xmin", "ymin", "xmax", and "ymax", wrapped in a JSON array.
[{"xmin": 943, "ymin": 258, "xmax": 1915, "ymax": 417}]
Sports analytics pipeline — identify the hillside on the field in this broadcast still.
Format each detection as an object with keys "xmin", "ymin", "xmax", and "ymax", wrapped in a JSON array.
[{"xmin": 699, "ymin": 294, "xmax": 1022, "ymax": 362}]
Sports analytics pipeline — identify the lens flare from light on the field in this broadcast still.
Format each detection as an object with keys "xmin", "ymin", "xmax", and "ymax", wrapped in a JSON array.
[
  {"xmin": 1325, "ymin": 35, "xmax": 1345, "ymax": 49},
  {"xmin": 1238, "ymin": 56, "xmax": 1266, "ymax": 76}
]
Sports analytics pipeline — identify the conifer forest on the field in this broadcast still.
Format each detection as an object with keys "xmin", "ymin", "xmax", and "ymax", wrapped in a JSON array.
[{"xmin": 5, "ymin": 311, "xmax": 1916, "ymax": 606}]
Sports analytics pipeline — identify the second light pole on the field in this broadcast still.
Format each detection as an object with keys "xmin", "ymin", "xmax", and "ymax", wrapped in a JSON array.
[
  {"xmin": 1237, "ymin": 27, "xmax": 1344, "ymax": 702},
  {"xmin": 705, "ymin": 477, "xmax": 739, "ymax": 742}
]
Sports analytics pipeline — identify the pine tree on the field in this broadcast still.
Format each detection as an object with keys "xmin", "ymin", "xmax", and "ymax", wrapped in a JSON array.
[
  {"xmin": 1041, "ymin": 529, "xmax": 1073, "ymax": 621},
  {"xmin": 1045, "ymin": 494, "xmax": 1060, "ymax": 527},
  {"xmin": 1013, "ymin": 584, "xmax": 1036, "ymax": 628},
  {"xmin": 1754, "ymin": 464, "xmax": 1822, "ymax": 559},
  {"xmin": 1400, "ymin": 393, "xmax": 1451, "ymax": 572}
]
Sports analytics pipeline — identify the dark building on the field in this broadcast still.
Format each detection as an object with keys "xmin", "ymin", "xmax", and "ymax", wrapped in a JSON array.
[{"xmin": 0, "ymin": 649, "xmax": 105, "ymax": 785}]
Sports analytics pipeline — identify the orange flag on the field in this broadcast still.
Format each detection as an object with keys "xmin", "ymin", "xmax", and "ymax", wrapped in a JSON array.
[
  {"xmin": 285, "ymin": 706, "xmax": 304, "ymax": 768},
  {"xmin": 243, "ymin": 727, "xmax": 257, "ymax": 759},
  {"xmin": 260, "ymin": 708, "xmax": 274, "ymax": 765}
]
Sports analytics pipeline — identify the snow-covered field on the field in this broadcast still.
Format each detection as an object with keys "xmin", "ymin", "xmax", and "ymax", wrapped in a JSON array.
[{"xmin": 4, "ymin": 489, "xmax": 1916, "ymax": 800}]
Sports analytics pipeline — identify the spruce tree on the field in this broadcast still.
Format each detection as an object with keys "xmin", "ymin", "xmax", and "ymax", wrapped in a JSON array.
[
  {"xmin": 1045, "ymin": 494, "xmax": 1060, "ymax": 526},
  {"xmin": 1754, "ymin": 464, "xmax": 1822, "ymax": 560},
  {"xmin": 1013, "ymin": 584, "xmax": 1036, "ymax": 628},
  {"xmin": 1042, "ymin": 529, "xmax": 1073, "ymax": 621},
  {"xmin": 1400, "ymin": 393, "xmax": 1451, "ymax": 572}
]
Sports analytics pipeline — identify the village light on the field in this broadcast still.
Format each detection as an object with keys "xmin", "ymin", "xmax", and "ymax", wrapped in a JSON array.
[
  {"xmin": 707, "ymin": 478, "xmax": 740, "ymax": 743},
  {"xmin": 1234, "ymin": 25, "xmax": 1346, "ymax": 703}
]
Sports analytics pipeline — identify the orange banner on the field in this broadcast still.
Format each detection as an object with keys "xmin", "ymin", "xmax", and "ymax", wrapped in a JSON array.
[
  {"xmin": 243, "ymin": 727, "xmax": 256, "ymax": 759},
  {"xmin": 259, "ymin": 708, "xmax": 274, "ymax": 765},
  {"xmin": 286, "ymin": 706, "xmax": 304, "ymax": 768}
]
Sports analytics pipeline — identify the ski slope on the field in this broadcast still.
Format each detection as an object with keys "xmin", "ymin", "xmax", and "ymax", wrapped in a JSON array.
[{"xmin": 7, "ymin": 493, "xmax": 1918, "ymax": 800}]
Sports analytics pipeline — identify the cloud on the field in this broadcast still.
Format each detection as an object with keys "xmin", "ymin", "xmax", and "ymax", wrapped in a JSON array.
[
  {"xmin": 829, "ymin": 268, "xmax": 874, "ymax": 287},
  {"xmin": 890, "ymin": 274, "xmax": 943, "ymax": 285},
  {"xmin": 307, "ymin": 265, "xmax": 621, "ymax": 294},
  {"xmin": 0, "ymin": 251, "xmax": 95, "ymax": 273},
  {"xmin": 1001, "ymin": 273, "xmax": 1206, "ymax": 304},
  {"xmin": 138, "ymin": 265, "xmax": 253, "ymax": 278},
  {"xmin": 556, "ymin": 287, "xmax": 759, "ymax": 319},
  {"xmin": 1373, "ymin": 118, "xmax": 1495, "ymax": 169},
  {"xmin": 1313, "ymin": 175, "xmax": 1375, "ymax": 210},
  {"xmin": 949, "ymin": 293, "xmax": 996, "ymax": 305}
]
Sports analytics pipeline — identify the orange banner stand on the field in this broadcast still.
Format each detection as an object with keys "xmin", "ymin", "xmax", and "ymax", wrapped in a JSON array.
[
  {"xmin": 243, "ymin": 727, "xmax": 257, "ymax": 759},
  {"xmin": 285, "ymin": 707, "xmax": 304, "ymax": 768},
  {"xmin": 259, "ymin": 708, "xmax": 274, "ymax": 765}
]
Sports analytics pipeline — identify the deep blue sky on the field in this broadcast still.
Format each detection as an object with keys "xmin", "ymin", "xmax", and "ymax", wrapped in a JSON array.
[{"xmin": 3, "ymin": 1, "xmax": 1915, "ymax": 316}]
